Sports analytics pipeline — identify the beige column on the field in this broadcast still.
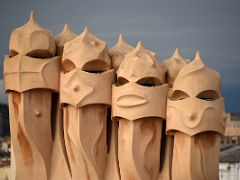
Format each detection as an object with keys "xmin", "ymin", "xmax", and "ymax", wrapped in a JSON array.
[
  {"xmin": 159, "ymin": 48, "xmax": 188, "ymax": 180},
  {"xmin": 112, "ymin": 42, "xmax": 168, "ymax": 180},
  {"xmin": 167, "ymin": 52, "xmax": 227, "ymax": 180},
  {"xmin": 49, "ymin": 23, "xmax": 77, "ymax": 180},
  {"xmin": 4, "ymin": 12, "xmax": 59, "ymax": 180},
  {"xmin": 60, "ymin": 27, "xmax": 114, "ymax": 180}
]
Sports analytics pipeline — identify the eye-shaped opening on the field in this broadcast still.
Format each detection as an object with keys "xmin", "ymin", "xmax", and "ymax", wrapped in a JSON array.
[
  {"xmin": 82, "ymin": 60, "xmax": 109, "ymax": 73},
  {"xmin": 196, "ymin": 90, "xmax": 219, "ymax": 101},
  {"xmin": 62, "ymin": 59, "xmax": 76, "ymax": 73},
  {"xmin": 117, "ymin": 77, "xmax": 129, "ymax": 86},
  {"xmin": 136, "ymin": 77, "xmax": 161, "ymax": 87},
  {"xmin": 170, "ymin": 90, "xmax": 189, "ymax": 101},
  {"xmin": 26, "ymin": 50, "xmax": 54, "ymax": 58},
  {"xmin": 9, "ymin": 50, "xmax": 19, "ymax": 58}
]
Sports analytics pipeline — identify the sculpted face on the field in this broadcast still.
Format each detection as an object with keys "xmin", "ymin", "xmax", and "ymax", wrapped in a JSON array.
[
  {"xmin": 60, "ymin": 27, "xmax": 114, "ymax": 107},
  {"xmin": 167, "ymin": 52, "xmax": 226, "ymax": 136},
  {"xmin": 112, "ymin": 42, "xmax": 168, "ymax": 120},
  {"xmin": 60, "ymin": 69, "xmax": 114, "ymax": 107}
]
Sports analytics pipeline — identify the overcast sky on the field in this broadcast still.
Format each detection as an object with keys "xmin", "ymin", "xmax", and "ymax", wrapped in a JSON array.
[{"xmin": 0, "ymin": 0, "xmax": 239, "ymax": 112}]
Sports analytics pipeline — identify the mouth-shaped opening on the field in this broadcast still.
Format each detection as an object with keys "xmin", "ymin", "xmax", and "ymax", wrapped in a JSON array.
[
  {"xmin": 196, "ymin": 90, "xmax": 219, "ymax": 101},
  {"xmin": 136, "ymin": 77, "xmax": 161, "ymax": 87},
  {"xmin": 26, "ymin": 50, "xmax": 54, "ymax": 58},
  {"xmin": 82, "ymin": 60, "xmax": 109, "ymax": 73},
  {"xmin": 170, "ymin": 90, "xmax": 189, "ymax": 101},
  {"xmin": 117, "ymin": 94, "xmax": 147, "ymax": 107},
  {"xmin": 62, "ymin": 59, "xmax": 76, "ymax": 73}
]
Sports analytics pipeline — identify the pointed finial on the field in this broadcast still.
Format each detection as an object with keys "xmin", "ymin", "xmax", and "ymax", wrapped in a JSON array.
[
  {"xmin": 193, "ymin": 51, "xmax": 205, "ymax": 66},
  {"xmin": 136, "ymin": 41, "xmax": 144, "ymax": 50},
  {"xmin": 29, "ymin": 11, "xmax": 37, "ymax": 24},
  {"xmin": 63, "ymin": 23, "xmax": 70, "ymax": 32},
  {"xmin": 114, "ymin": 34, "xmax": 127, "ymax": 48},
  {"xmin": 194, "ymin": 51, "xmax": 204, "ymax": 62},
  {"xmin": 195, "ymin": 51, "xmax": 201, "ymax": 59},
  {"xmin": 118, "ymin": 34, "xmax": 125, "ymax": 44},
  {"xmin": 83, "ymin": 26, "xmax": 90, "ymax": 35},
  {"xmin": 132, "ymin": 41, "xmax": 157, "ymax": 58},
  {"xmin": 55, "ymin": 23, "xmax": 76, "ymax": 38},
  {"xmin": 172, "ymin": 48, "xmax": 182, "ymax": 58}
]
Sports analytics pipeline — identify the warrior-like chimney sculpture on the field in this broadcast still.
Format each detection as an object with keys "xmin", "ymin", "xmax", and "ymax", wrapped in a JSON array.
[
  {"xmin": 4, "ymin": 11, "xmax": 59, "ymax": 180},
  {"xmin": 112, "ymin": 42, "xmax": 168, "ymax": 180},
  {"xmin": 167, "ymin": 52, "xmax": 226, "ymax": 180},
  {"xmin": 60, "ymin": 27, "xmax": 115, "ymax": 180}
]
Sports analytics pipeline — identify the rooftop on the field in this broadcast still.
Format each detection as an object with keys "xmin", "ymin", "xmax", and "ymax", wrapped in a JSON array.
[{"xmin": 220, "ymin": 144, "xmax": 240, "ymax": 163}]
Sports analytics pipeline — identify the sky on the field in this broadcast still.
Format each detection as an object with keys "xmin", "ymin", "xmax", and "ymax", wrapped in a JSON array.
[{"xmin": 0, "ymin": 0, "xmax": 239, "ymax": 112}]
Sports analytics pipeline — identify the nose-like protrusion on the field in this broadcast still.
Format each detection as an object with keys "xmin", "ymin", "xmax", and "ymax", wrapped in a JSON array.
[
  {"xmin": 35, "ymin": 109, "xmax": 41, "ymax": 117},
  {"xmin": 188, "ymin": 112, "xmax": 197, "ymax": 121},
  {"xmin": 73, "ymin": 85, "xmax": 80, "ymax": 92}
]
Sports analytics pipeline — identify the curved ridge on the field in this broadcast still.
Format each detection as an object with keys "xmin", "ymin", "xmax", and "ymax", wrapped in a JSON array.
[{"xmin": 178, "ymin": 53, "xmax": 205, "ymax": 79}]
